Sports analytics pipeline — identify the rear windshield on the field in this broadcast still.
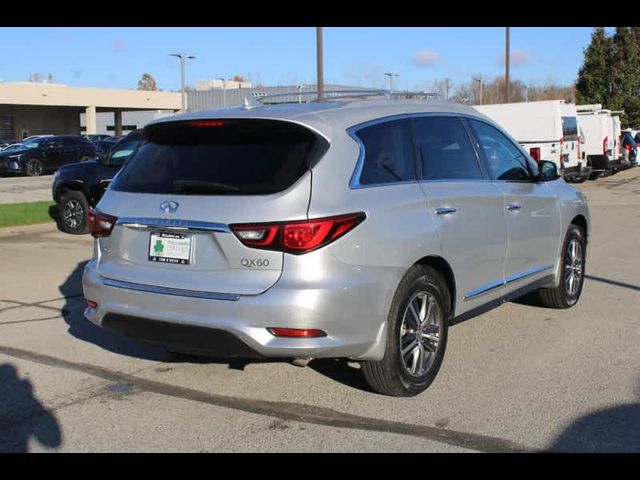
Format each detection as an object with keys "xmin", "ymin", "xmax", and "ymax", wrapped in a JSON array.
[
  {"xmin": 111, "ymin": 119, "xmax": 324, "ymax": 195},
  {"xmin": 562, "ymin": 116, "xmax": 578, "ymax": 139}
]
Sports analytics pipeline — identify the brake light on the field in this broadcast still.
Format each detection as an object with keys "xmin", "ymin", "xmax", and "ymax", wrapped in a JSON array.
[
  {"xmin": 559, "ymin": 137, "xmax": 564, "ymax": 163},
  {"xmin": 88, "ymin": 209, "xmax": 117, "ymax": 238},
  {"xmin": 268, "ymin": 328, "xmax": 327, "ymax": 338},
  {"xmin": 190, "ymin": 120, "xmax": 224, "ymax": 128},
  {"xmin": 529, "ymin": 147, "xmax": 541, "ymax": 163},
  {"xmin": 230, "ymin": 212, "xmax": 366, "ymax": 255},
  {"xmin": 603, "ymin": 136, "xmax": 609, "ymax": 155}
]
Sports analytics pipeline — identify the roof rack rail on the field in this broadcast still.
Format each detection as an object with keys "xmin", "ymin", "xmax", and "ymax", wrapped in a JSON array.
[
  {"xmin": 250, "ymin": 89, "xmax": 391, "ymax": 104},
  {"xmin": 240, "ymin": 89, "xmax": 446, "ymax": 107}
]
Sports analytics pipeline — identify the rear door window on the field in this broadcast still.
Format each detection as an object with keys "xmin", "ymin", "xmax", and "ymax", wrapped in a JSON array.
[
  {"xmin": 562, "ymin": 116, "xmax": 578, "ymax": 140},
  {"xmin": 354, "ymin": 119, "xmax": 415, "ymax": 186},
  {"xmin": 111, "ymin": 119, "xmax": 325, "ymax": 195},
  {"xmin": 411, "ymin": 116, "xmax": 483, "ymax": 180}
]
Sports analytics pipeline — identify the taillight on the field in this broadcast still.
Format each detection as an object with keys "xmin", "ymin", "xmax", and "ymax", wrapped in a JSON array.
[
  {"xmin": 559, "ymin": 137, "xmax": 564, "ymax": 163},
  {"xmin": 88, "ymin": 209, "xmax": 117, "ymax": 238},
  {"xmin": 230, "ymin": 212, "xmax": 366, "ymax": 255},
  {"xmin": 603, "ymin": 136, "xmax": 609, "ymax": 155},
  {"xmin": 625, "ymin": 143, "xmax": 633, "ymax": 151},
  {"xmin": 529, "ymin": 147, "xmax": 541, "ymax": 163}
]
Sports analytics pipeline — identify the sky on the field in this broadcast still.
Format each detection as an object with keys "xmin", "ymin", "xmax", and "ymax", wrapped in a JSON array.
[{"xmin": 0, "ymin": 27, "xmax": 601, "ymax": 92}]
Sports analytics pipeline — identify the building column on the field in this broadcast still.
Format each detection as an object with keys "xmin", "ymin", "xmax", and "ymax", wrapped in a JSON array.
[
  {"xmin": 114, "ymin": 109, "xmax": 123, "ymax": 137},
  {"xmin": 85, "ymin": 106, "xmax": 97, "ymax": 135}
]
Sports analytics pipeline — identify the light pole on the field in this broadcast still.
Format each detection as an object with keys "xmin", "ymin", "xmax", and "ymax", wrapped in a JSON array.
[
  {"xmin": 473, "ymin": 76, "xmax": 483, "ymax": 105},
  {"xmin": 169, "ymin": 53, "xmax": 196, "ymax": 112},
  {"xmin": 316, "ymin": 27, "xmax": 324, "ymax": 101},
  {"xmin": 384, "ymin": 72, "xmax": 399, "ymax": 93},
  {"xmin": 505, "ymin": 27, "xmax": 510, "ymax": 103},
  {"xmin": 297, "ymin": 85, "xmax": 306, "ymax": 104},
  {"xmin": 217, "ymin": 77, "xmax": 227, "ymax": 107}
]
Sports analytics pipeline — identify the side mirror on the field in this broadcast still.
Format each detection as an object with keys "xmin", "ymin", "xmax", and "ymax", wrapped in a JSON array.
[{"xmin": 536, "ymin": 160, "xmax": 560, "ymax": 182}]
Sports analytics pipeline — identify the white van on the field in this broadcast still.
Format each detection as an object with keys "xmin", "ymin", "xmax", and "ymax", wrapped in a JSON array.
[
  {"xmin": 576, "ymin": 104, "xmax": 625, "ymax": 177},
  {"xmin": 474, "ymin": 100, "xmax": 590, "ymax": 182}
]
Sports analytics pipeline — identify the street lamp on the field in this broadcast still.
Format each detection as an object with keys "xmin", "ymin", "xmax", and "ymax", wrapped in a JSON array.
[
  {"xmin": 384, "ymin": 72, "xmax": 399, "ymax": 93},
  {"xmin": 169, "ymin": 53, "xmax": 196, "ymax": 112}
]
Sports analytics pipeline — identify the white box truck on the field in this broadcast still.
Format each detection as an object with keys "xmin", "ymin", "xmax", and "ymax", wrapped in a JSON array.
[
  {"xmin": 474, "ymin": 100, "xmax": 591, "ymax": 182},
  {"xmin": 576, "ymin": 104, "xmax": 626, "ymax": 177}
]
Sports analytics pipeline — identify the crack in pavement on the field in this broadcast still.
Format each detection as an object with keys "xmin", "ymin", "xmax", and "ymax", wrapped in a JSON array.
[{"xmin": 0, "ymin": 344, "xmax": 532, "ymax": 453}]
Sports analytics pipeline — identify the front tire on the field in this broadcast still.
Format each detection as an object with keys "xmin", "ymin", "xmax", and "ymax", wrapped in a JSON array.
[
  {"xmin": 361, "ymin": 265, "xmax": 450, "ymax": 397},
  {"xmin": 58, "ymin": 191, "xmax": 89, "ymax": 234},
  {"xmin": 25, "ymin": 157, "xmax": 44, "ymax": 177},
  {"xmin": 538, "ymin": 225, "xmax": 586, "ymax": 309}
]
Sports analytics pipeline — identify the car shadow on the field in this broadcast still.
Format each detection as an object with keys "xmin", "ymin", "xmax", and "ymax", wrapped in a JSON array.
[
  {"xmin": 546, "ymin": 381, "xmax": 640, "ymax": 452},
  {"xmin": 0, "ymin": 364, "xmax": 62, "ymax": 452},
  {"xmin": 59, "ymin": 261, "xmax": 372, "ymax": 392}
]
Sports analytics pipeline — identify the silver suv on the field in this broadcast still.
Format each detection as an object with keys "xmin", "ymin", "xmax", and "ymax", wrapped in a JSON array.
[{"xmin": 83, "ymin": 98, "xmax": 590, "ymax": 396}]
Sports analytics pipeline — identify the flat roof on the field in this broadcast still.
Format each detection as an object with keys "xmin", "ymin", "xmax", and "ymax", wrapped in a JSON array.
[{"xmin": 0, "ymin": 82, "xmax": 182, "ymax": 111}]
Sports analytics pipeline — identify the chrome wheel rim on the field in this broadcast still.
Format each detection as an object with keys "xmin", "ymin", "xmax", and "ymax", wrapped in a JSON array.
[
  {"xmin": 399, "ymin": 291, "xmax": 441, "ymax": 377},
  {"xmin": 27, "ymin": 159, "xmax": 42, "ymax": 176},
  {"xmin": 564, "ymin": 238, "xmax": 583, "ymax": 297},
  {"xmin": 63, "ymin": 199, "xmax": 84, "ymax": 229}
]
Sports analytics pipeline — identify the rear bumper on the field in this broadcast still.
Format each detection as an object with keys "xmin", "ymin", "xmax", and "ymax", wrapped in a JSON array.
[
  {"xmin": 82, "ymin": 255, "xmax": 399, "ymax": 361},
  {"xmin": 561, "ymin": 164, "xmax": 592, "ymax": 179}
]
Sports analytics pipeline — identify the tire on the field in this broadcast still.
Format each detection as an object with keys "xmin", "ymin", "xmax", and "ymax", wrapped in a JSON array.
[
  {"xmin": 589, "ymin": 172, "xmax": 602, "ymax": 181},
  {"xmin": 361, "ymin": 265, "xmax": 450, "ymax": 397},
  {"xmin": 571, "ymin": 174, "xmax": 589, "ymax": 184},
  {"xmin": 25, "ymin": 157, "xmax": 44, "ymax": 177},
  {"xmin": 58, "ymin": 191, "xmax": 89, "ymax": 234},
  {"xmin": 538, "ymin": 225, "xmax": 586, "ymax": 309}
]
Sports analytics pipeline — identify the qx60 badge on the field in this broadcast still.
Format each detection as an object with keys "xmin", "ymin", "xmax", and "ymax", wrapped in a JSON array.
[{"xmin": 159, "ymin": 201, "xmax": 179, "ymax": 214}]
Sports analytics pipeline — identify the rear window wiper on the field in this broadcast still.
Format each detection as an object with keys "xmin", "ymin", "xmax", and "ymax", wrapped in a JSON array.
[{"xmin": 172, "ymin": 180, "xmax": 241, "ymax": 194}]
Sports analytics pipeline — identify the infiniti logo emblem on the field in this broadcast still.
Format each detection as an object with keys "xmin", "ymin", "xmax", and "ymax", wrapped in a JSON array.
[{"xmin": 159, "ymin": 201, "xmax": 179, "ymax": 214}]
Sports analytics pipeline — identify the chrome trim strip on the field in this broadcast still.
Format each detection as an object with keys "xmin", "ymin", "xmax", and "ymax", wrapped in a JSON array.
[
  {"xmin": 117, "ymin": 217, "xmax": 231, "ymax": 233},
  {"xmin": 505, "ymin": 264, "xmax": 553, "ymax": 285},
  {"xmin": 463, "ymin": 279, "xmax": 505, "ymax": 300},
  {"xmin": 102, "ymin": 278, "xmax": 240, "ymax": 301},
  {"xmin": 464, "ymin": 264, "xmax": 554, "ymax": 301}
]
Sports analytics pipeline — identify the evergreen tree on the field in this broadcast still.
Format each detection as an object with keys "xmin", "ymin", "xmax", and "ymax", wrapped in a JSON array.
[
  {"xmin": 575, "ymin": 28, "xmax": 614, "ymax": 106},
  {"xmin": 137, "ymin": 73, "xmax": 158, "ymax": 91}
]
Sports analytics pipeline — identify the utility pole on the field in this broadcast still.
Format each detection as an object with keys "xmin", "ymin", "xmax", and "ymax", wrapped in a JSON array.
[
  {"xmin": 505, "ymin": 27, "xmax": 510, "ymax": 103},
  {"xmin": 316, "ymin": 27, "xmax": 324, "ymax": 101},
  {"xmin": 473, "ymin": 76, "xmax": 483, "ymax": 105},
  {"xmin": 384, "ymin": 72, "xmax": 399, "ymax": 93},
  {"xmin": 170, "ymin": 53, "xmax": 196, "ymax": 112}
]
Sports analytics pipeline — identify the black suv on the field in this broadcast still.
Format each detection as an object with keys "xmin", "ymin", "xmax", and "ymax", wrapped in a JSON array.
[
  {"xmin": 0, "ymin": 135, "xmax": 96, "ymax": 177},
  {"xmin": 52, "ymin": 130, "xmax": 142, "ymax": 234}
]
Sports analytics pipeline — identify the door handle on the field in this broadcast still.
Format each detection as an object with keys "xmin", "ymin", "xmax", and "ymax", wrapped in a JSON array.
[
  {"xmin": 435, "ymin": 207, "xmax": 457, "ymax": 215},
  {"xmin": 506, "ymin": 203, "xmax": 521, "ymax": 211}
]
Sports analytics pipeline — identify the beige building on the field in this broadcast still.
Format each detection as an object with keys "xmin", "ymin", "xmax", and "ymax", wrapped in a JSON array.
[{"xmin": 0, "ymin": 82, "xmax": 181, "ymax": 140}]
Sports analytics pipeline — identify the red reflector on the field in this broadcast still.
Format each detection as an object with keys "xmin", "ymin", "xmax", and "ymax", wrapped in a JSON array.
[
  {"xmin": 268, "ymin": 328, "xmax": 327, "ymax": 338},
  {"xmin": 529, "ymin": 147, "xmax": 541, "ymax": 163},
  {"xmin": 88, "ymin": 210, "xmax": 118, "ymax": 238},
  {"xmin": 190, "ymin": 120, "xmax": 224, "ymax": 128},
  {"xmin": 86, "ymin": 300, "xmax": 98, "ymax": 308}
]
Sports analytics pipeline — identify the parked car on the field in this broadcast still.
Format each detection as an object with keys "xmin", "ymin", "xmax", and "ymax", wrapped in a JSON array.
[
  {"xmin": 0, "ymin": 138, "xmax": 19, "ymax": 150},
  {"xmin": 475, "ymin": 100, "xmax": 591, "ymax": 183},
  {"xmin": 1, "ymin": 142, "xmax": 22, "ymax": 152},
  {"xmin": 52, "ymin": 130, "xmax": 142, "ymax": 234},
  {"xmin": 82, "ymin": 100, "xmax": 590, "ymax": 397},
  {"xmin": 0, "ymin": 135, "xmax": 96, "ymax": 177}
]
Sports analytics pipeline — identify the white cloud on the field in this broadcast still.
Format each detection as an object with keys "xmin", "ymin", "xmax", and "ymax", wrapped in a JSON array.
[
  {"xmin": 498, "ymin": 49, "xmax": 529, "ymax": 67},
  {"xmin": 414, "ymin": 50, "xmax": 441, "ymax": 67}
]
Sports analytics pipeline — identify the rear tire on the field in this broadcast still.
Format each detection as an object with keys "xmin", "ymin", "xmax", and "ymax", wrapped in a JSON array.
[
  {"xmin": 58, "ymin": 191, "xmax": 89, "ymax": 234},
  {"xmin": 361, "ymin": 265, "xmax": 450, "ymax": 397},
  {"xmin": 538, "ymin": 225, "xmax": 586, "ymax": 309}
]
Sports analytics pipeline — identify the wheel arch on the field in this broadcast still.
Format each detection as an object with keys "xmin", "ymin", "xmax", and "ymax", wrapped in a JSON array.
[
  {"xmin": 570, "ymin": 214, "xmax": 588, "ymax": 244},
  {"xmin": 413, "ymin": 255, "xmax": 456, "ymax": 318}
]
